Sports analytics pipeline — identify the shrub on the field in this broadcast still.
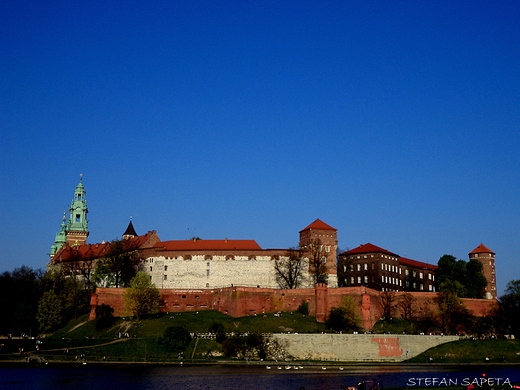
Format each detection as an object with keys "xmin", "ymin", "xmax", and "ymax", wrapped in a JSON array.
[
  {"xmin": 158, "ymin": 326, "xmax": 192, "ymax": 352},
  {"xmin": 297, "ymin": 300, "xmax": 309, "ymax": 315}
]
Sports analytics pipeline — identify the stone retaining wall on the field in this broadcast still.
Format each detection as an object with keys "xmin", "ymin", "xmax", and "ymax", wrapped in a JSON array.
[{"xmin": 271, "ymin": 333, "xmax": 460, "ymax": 362}]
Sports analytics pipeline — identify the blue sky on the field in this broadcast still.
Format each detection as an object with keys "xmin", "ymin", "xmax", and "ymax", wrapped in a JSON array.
[{"xmin": 1, "ymin": 1, "xmax": 519, "ymax": 296}]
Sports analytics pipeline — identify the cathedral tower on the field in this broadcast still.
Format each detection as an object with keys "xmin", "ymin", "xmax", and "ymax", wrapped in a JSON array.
[
  {"xmin": 469, "ymin": 244, "xmax": 496, "ymax": 300},
  {"xmin": 65, "ymin": 175, "xmax": 89, "ymax": 247}
]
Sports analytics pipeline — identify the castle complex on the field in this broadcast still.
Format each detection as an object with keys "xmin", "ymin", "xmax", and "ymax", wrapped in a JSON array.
[{"xmin": 49, "ymin": 178, "xmax": 498, "ymax": 326}]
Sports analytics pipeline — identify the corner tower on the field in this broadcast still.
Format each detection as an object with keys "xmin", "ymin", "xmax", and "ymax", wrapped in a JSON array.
[
  {"xmin": 299, "ymin": 219, "xmax": 338, "ymax": 287},
  {"xmin": 469, "ymin": 244, "xmax": 496, "ymax": 300},
  {"xmin": 65, "ymin": 175, "xmax": 89, "ymax": 247}
]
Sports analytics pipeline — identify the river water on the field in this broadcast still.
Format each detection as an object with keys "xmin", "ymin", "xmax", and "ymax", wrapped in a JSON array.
[{"xmin": 1, "ymin": 364, "xmax": 519, "ymax": 390}]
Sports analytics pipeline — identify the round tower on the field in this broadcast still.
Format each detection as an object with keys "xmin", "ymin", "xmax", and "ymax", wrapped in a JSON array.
[{"xmin": 469, "ymin": 244, "xmax": 496, "ymax": 300}]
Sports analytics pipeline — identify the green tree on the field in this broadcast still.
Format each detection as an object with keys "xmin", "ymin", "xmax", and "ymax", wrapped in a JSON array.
[
  {"xmin": 209, "ymin": 322, "xmax": 227, "ymax": 343},
  {"xmin": 123, "ymin": 271, "xmax": 161, "ymax": 319},
  {"xmin": 36, "ymin": 290, "xmax": 65, "ymax": 333},
  {"xmin": 325, "ymin": 296, "xmax": 363, "ymax": 332},
  {"xmin": 0, "ymin": 266, "xmax": 43, "ymax": 335},
  {"xmin": 436, "ymin": 255, "xmax": 487, "ymax": 299},
  {"xmin": 95, "ymin": 303, "xmax": 115, "ymax": 330},
  {"xmin": 158, "ymin": 326, "xmax": 192, "ymax": 352},
  {"xmin": 465, "ymin": 259, "xmax": 488, "ymax": 298},
  {"xmin": 297, "ymin": 300, "xmax": 309, "ymax": 315},
  {"xmin": 499, "ymin": 279, "xmax": 520, "ymax": 337}
]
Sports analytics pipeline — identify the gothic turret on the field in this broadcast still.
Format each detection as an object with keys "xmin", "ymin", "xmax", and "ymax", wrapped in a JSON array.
[
  {"xmin": 65, "ymin": 175, "xmax": 89, "ymax": 247},
  {"xmin": 50, "ymin": 212, "xmax": 68, "ymax": 257}
]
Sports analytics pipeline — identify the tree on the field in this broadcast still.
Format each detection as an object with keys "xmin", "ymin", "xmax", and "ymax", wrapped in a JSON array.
[
  {"xmin": 123, "ymin": 271, "xmax": 161, "ymax": 319},
  {"xmin": 398, "ymin": 293, "xmax": 417, "ymax": 323},
  {"xmin": 307, "ymin": 238, "xmax": 329, "ymax": 284},
  {"xmin": 499, "ymin": 279, "xmax": 520, "ymax": 337},
  {"xmin": 209, "ymin": 322, "xmax": 227, "ymax": 343},
  {"xmin": 325, "ymin": 296, "xmax": 363, "ymax": 332},
  {"xmin": 159, "ymin": 326, "xmax": 192, "ymax": 352},
  {"xmin": 273, "ymin": 248, "xmax": 306, "ymax": 289},
  {"xmin": 95, "ymin": 303, "xmax": 115, "ymax": 330},
  {"xmin": 0, "ymin": 266, "xmax": 43, "ymax": 335},
  {"xmin": 435, "ymin": 288, "xmax": 472, "ymax": 334},
  {"xmin": 99, "ymin": 240, "xmax": 142, "ymax": 288},
  {"xmin": 436, "ymin": 255, "xmax": 487, "ymax": 299},
  {"xmin": 380, "ymin": 291, "xmax": 396, "ymax": 320},
  {"xmin": 465, "ymin": 259, "xmax": 488, "ymax": 298},
  {"xmin": 297, "ymin": 300, "xmax": 309, "ymax": 315},
  {"xmin": 36, "ymin": 290, "xmax": 65, "ymax": 333}
]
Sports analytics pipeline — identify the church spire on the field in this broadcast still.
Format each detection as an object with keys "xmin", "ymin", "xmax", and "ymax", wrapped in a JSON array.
[
  {"xmin": 65, "ymin": 174, "xmax": 89, "ymax": 246},
  {"xmin": 123, "ymin": 217, "xmax": 138, "ymax": 240},
  {"xmin": 50, "ymin": 211, "xmax": 67, "ymax": 257}
]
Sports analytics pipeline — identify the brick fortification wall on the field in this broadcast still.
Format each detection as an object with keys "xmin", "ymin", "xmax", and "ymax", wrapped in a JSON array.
[{"xmin": 89, "ymin": 286, "xmax": 497, "ymax": 330}]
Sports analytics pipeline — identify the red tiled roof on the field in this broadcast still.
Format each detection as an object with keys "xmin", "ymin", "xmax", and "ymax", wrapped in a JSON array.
[
  {"xmin": 299, "ymin": 219, "xmax": 337, "ymax": 232},
  {"xmin": 340, "ymin": 243, "xmax": 399, "ymax": 257},
  {"xmin": 400, "ymin": 257, "xmax": 438, "ymax": 271},
  {"xmin": 52, "ymin": 233, "xmax": 152, "ymax": 262},
  {"xmin": 155, "ymin": 239, "xmax": 262, "ymax": 251},
  {"xmin": 469, "ymin": 244, "xmax": 495, "ymax": 255}
]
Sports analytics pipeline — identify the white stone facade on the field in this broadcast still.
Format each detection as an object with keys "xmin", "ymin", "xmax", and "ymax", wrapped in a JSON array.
[{"xmin": 144, "ymin": 254, "xmax": 318, "ymax": 289}]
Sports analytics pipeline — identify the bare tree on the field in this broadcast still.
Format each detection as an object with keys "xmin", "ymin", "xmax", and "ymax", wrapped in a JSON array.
[
  {"xmin": 398, "ymin": 292, "xmax": 417, "ymax": 323},
  {"xmin": 380, "ymin": 291, "xmax": 396, "ymax": 320},
  {"xmin": 273, "ymin": 248, "xmax": 306, "ymax": 289},
  {"xmin": 306, "ymin": 238, "xmax": 329, "ymax": 284}
]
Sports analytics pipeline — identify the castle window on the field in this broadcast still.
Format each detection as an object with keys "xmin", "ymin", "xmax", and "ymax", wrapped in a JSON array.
[
  {"xmin": 164, "ymin": 274, "xmax": 167, "ymax": 280},
  {"xmin": 364, "ymin": 263, "xmax": 368, "ymax": 271},
  {"xmin": 325, "ymin": 246, "xmax": 330, "ymax": 252},
  {"xmin": 357, "ymin": 276, "xmax": 361, "ymax": 284},
  {"xmin": 77, "ymin": 194, "xmax": 81, "ymax": 201},
  {"xmin": 343, "ymin": 266, "xmax": 346, "ymax": 272},
  {"xmin": 357, "ymin": 264, "xmax": 361, "ymax": 271},
  {"xmin": 76, "ymin": 214, "xmax": 80, "ymax": 222},
  {"xmin": 351, "ymin": 277, "xmax": 354, "ymax": 284},
  {"xmin": 165, "ymin": 265, "xmax": 168, "ymax": 271},
  {"xmin": 206, "ymin": 283, "xmax": 209, "ymax": 287},
  {"xmin": 428, "ymin": 273, "xmax": 432, "ymax": 280},
  {"xmin": 150, "ymin": 266, "xmax": 152, "ymax": 272},
  {"xmin": 206, "ymin": 269, "xmax": 210, "ymax": 277},
  {"xmin": 207, "ymin": 262, "xmax": 210, "ymax": 267},
  {"xmin": 364, "ymin": 276, "xmax": 368, "ymax": 284},
  {"xmin": 350, "ymin": 264, "xmax": 354, "ymax": 271},
  {"xmin": 419, "ymin": 272, "xmax": 423, "ymax": 279}
]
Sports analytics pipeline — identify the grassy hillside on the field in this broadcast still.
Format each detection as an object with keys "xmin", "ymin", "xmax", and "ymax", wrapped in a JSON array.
[
  {"xmin": 2, "ymin": 310, "xmax": 520, "ymax": 364},
  {"xmin": 0, "ymin": 310, "xmax": 326, "ymax": 363},
  {"xmin": 406, "ymin": 338, "xmax": 520, "ymax": 364}
]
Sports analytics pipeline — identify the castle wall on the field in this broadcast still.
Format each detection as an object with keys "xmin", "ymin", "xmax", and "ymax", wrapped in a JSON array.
[
  {"xmin": 89, "ymin": 286, "xmax": 497, "ymax": 330},
  {"xmin": 143, "ymin": 251, "xmax": 316, "ymax": 290}
]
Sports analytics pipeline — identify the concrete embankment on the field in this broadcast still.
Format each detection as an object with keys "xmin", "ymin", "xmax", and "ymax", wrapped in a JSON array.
[{"xmin": 272, "ymin": 334, "xmax": 460, "ymax": 362}]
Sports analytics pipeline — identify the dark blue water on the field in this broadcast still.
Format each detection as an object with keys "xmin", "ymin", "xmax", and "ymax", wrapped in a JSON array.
[{"xmin": 0, "ymin": 365, "xmax": 519, "ymax": 390}]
